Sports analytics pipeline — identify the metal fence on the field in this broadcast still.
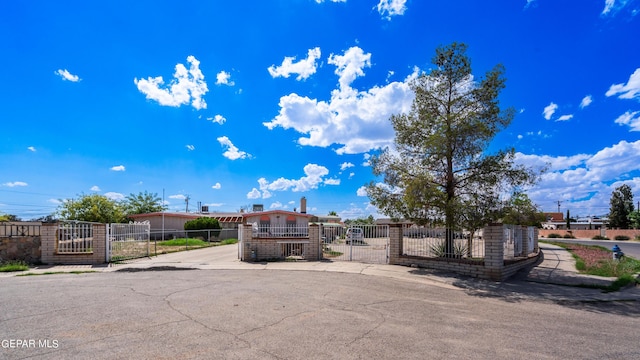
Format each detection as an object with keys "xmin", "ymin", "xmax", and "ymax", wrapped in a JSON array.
[
  {"xmin": 322, "ymin": 225, "xmax": 389, "ymax": 264},
  {"xmin": 253, "ymin": 225, "xmax": 309, "ymax": 238},
  {"xmin": 108, "ymin": 222, "xmax": 150, "ymax": 261},
  {"xmin": 401, "ymin": 225, "xmax": 485, "ymax": 259},
  {"xmin": 57, "ymin": 221, "xmax": 94, "ymax": 254},
  {"xmin": 149, "ymin": 228, "xmax": 238, "ymax": 242},
  {"xmin": 503, "ymin": 225, "xmax": 536, "ymax": 259},
  {"xmin": 0, "ymin": 222, "xmax": 41, "ymax": 237}
]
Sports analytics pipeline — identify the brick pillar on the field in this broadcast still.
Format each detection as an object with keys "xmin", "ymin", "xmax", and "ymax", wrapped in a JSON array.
[
  {"xmin": 388, "ymin": 224, "xmax": 403, "ymax": 265},
  {"xmin": 240, "ymin": 224, "xmax": 255, "ymax": 261},
  {"xmin": 483, "ymin": 224, "xmax": 505, "ymax": 281},
  {"xmin": 40, "ymin": 223, "xmax": 57, "ymax": 264},
  {"xmin": 308, "ymin": 224, "xmax": 320, "ymax": 261}
]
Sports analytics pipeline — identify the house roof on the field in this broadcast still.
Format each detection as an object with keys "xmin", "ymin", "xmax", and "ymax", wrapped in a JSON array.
[{"xmin": 243, "ymin": 210, "xmax": 313, "ymax": 219}]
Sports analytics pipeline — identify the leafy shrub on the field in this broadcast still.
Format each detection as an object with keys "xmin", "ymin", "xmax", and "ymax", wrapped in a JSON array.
[
  {"xmin": 614, "ymin": 235, "xmax": 630, "ymax": 241},
  {"xmin": 547, "ymin": 233, "xmax": 562, "ymax": 238},
  {"xmin": 184, "ymin": 217, "xmax": 221, "ymax": 240},
  {"xmin": 430, "ymin": 241, "xmax": 468, "ymax": 258},
  {"xmin": 592, "ymin": 235, "xmax": 609, "ymax": 240},
  {"xmin": 563, "ymin": 234, "xmax": 576, "ymax": 239}
]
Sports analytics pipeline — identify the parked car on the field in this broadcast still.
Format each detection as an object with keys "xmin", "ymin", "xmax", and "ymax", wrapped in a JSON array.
[{"xmin": 345, "ymin": 228, "xmax": 366, "ymax": 245}]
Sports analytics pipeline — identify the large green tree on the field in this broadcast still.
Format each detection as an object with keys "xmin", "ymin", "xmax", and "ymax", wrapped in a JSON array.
[
  {"xmin": 609, "ymin": 184, "xmax": 634, "ymax": 229},
  {"xmin": 57, "ymin": 194, "xmax": 126, "ymax": 223},
  {"xmin": 122, "ymin": 191, "xmax": 166, "ymax": 216},
  {"xmin": 367, "ymin": 43, "xmax": 538, "ymax": 257},
  {"xmin": 501, "ymin": 192, "xmax": 546, "ymax": 227}
]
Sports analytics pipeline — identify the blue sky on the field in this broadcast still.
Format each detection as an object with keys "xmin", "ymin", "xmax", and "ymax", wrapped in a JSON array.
[{"xmin": 1, "ymin": 0, "xmax": 639, "ymax": 220}]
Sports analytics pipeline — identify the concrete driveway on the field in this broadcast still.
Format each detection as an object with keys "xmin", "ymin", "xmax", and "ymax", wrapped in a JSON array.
[{"xmin": 2, "ymin": 245, "xmax": 640, "ymax": 359}]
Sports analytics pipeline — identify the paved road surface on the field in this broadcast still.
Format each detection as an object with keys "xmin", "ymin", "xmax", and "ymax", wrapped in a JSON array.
[{"xmin": 2, "ymin": 267, "xmax": 639, "ymax": 359}]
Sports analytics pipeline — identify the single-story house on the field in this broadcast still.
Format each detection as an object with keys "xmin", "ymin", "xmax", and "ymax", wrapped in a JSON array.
[{"xmin": 129, "ymin": 212, "xmax": 243, "ymax": 239}]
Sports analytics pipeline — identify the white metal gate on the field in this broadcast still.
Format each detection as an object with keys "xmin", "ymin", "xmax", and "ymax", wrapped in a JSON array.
[
  {"xmin": 107, "ymin": 221, "xmax": 151, "ymax": 262},
  {"xmin": 322, "ymin": 225, "xmax": 389, "ymax": 264}
]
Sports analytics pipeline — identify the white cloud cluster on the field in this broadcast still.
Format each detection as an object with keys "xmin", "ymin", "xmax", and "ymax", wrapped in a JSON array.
[
  {"xmin": 264, "ymin": 46, "xmax": 417, "ymax": 154},
  {"xmin": 340, "ymin": 162, "xmax": 355, "ymax": 171},
  {"xmin": 615, "ymin": 111, "xmax": 640, "ymax": 131},
  {"xmin": 377, "ymin": 0, "xmax": 407, "ymax": 19},
  {"xmin": 542, "ymin": 102, "xmax": 558, "ymax": 120},
  {"xmin": 606, "ymin": 68, "xmax": 640, "ymax": 100},
  {"xmin": 27, "ymin": 146, "xmax": 36, "ymax": 152},
  {"xmin": 603, "ymin": 0, "xmax": 615, "ymax": 14},
  {"xmin": 104, "ymin": 192, "xmax": 125, "ymax": 201},
  {"xmin": 515, "ymin": 140, "xmax": 640, "ymax": 214},
  {"xmin": 134, "ymin": 56, "xmax": 209, "ymax": 110},
  {"xmin": 580, "ymin": 95, "xmax": 593, "ymax": 109},
  {"xmin": 90, "ymin": 185, "xmax": 101, "ymax": 191},
  {"xmin": 110, "ymin": 165, "xmax": 125, "ymax": 172},
  {"xmin": 246, "ymin": 163, "xmax": 338, "ymax": 199},
  {"xmin": 268, "ymin": 47, "xmax": 321, "ymax": 81},
  {"xmin": 217, "ymin": 136, "xmax": 251, "ymax": 160},
  {"xmin": 216, "ymin": 71, "xmax": 235, "ymax": 86},
  {"xmin": 55, "ymin": 69, "xmax": 80, "ymax": 82},
  {"xmin": 209, "ymin": 115, "xmax": 226, "ymax": 124},
  {"xmin": 186, "ymin": 144, "xmax": 195, "ymax": 151},
  {"xmin": 2, "ymin": 181, "xmax": 27, "ymax": 187},
  {"xmin": 211, "ymin": 183, "xmax": 221, "ymax": 190}
]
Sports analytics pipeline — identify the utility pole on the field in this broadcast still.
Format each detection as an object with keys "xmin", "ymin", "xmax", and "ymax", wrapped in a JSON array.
[
  {"xmin": 556, "ymin": 200, "xmax": 562, "ymax": 213},
  {"xmin": 185, "ymin": 195, "xmax": 190, "ymax": 213}
]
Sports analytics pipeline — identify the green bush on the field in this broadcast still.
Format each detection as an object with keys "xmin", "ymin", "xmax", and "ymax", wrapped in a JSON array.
[
  {"xmin": 547, "ymin": 233, "xmax": 562, "ymax": 238},
  {"xmin": 614, "ymin": 235, "xmax": 630, "ymax": 241},
  {"xmin": 563, "ymin": 234, "xmax": 576, "ymax": 239},
  {"xmin": 592, "ymin": 235, "xmax": 609, "ymax": 240},
  {"xmin": 184, "ymin": 217, "xmax": 221, "ymax": 240}
]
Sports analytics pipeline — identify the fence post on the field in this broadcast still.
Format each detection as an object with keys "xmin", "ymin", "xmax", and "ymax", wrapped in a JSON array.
[
  {"xmin": 388, "ymin": 224, "xmax": 403, "ymax": 265},
  {"xmin": 483, "ymin": 224, "xmax": 505, "ymax": 281},
  {"xmin": 105, "ymin": 224, "xmax": 110, "ymax": 263}
]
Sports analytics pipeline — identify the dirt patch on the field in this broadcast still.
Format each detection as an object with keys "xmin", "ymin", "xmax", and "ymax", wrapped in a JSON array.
[{"xmin": 563, "ymin": 244, "xmax": 610, "ymax": 267}]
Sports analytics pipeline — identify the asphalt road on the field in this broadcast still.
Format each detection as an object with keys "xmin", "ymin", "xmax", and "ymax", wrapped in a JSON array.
[
  {"xmin": 1, "ymin": 269, "xmax": 639, "ymax": 359},
  {"xmin": 545, "ymin": 238, "xmax": 640, "ymax": 259}
]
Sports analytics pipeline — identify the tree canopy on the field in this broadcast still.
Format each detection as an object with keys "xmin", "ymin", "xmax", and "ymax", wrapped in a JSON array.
[
  {"xmin": 367, "ymin": 42, "xmax": 539, "ymax": 255},
  {"xmin": 57, "ymin": 194, "xmax": 126, "ymax": 223},
  {"xmin": 609, "ymin": 184, "xmax": 634, "ymax": 229},
  {"xmin": 501, "ymin": 192, "xmax": 546, "ymax": 227},
  {"xmin": 122, "ymin": 191, "xmax": 166, "ymax": 216}
]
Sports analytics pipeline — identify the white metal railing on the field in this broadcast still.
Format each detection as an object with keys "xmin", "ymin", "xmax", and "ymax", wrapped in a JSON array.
[
  {"xmin": 108, "ymin": 222, "xmax": 150, "ymax": 261},
  {"xmin": 57, "ymin": 222, "xmax": 93, "ymax": 253},
  {"xmin": 253, "ymin": 225, "xmax": 309, "ymax": 238}
]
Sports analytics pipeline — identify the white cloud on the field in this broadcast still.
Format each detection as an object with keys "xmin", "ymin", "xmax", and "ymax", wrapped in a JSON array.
[
  {"xmin": 134, "ymin": 55, "xmax": 209, "ymax": 110},
  {"xmin": 340, "ymin": 162, "xmax": 355, "ymax": 171},
  {"xmin": 211, "ymin": 183, "xmax": 222, "ymax": 190},
  {"xmin": 542, "ymin": 102, "xmax": 558, "ymax": 120},
  {"xmin": 216, "ymin": 71, "xmax": 235, "ymax": 86},
  {"xmin": 580, "ymin": 95, "xmax": 593, "ymax": 109},
  {"xmin": 363, "ymin": 153, "xmax": 372, "ymax": 167},
  {"xmin": 377, "ymin": 0, "xmax": 407, "ymax": 19},
  {"xmin": 603, "ymin": 0, "xmax": 615, "ymax": 14},
  {"xmin": 217, "ymin": 136, "xmax": 251, "ymax": 160},
  {"xmin": 104, "ymin": 192, "xmax": 125, "ymax": 201},
  {"xmin": 557, "ymin": 114, "xmax": 574, "ymax": 122},
  {"xmin": 606, "ymin": 68, "xmax": 640, "ymax": 100},
  {"xmin": 90, "ymin": 185, "xmax": 101, "ymax": 192},
  {"xmin": 356, "ymin": 186, "xmax": 368, "ymax": 197},
  {"xmin": 27, "ymin": 146, "xmax": 36, "ymax": 152},
  {"xmin": 516, "ymin": 140, "xmax": 640, "ymax": 215},
  {"xmin": 614, "ymin": 110, "xmax": 640, "ymax": 131},
  {"xmin": 270, "ymin": 201, "xmax": 284, "ymax": 209},
  {"xmin": 186, "ymin": 144, "xmax": 195, "ymax": 151},
  {"xmin": 253, "ymin": 164, "xmax": 334, "ymax": 197},
  {"xmin": 524, "ymin": 0, "xmax": 536, "ymax": 9},
  {"xmin": 349, "ymin": 172, "xmax": 355, "ymax": 179},
  {"xmin": 48, "ymin": 198, "xmax": 62, "ymax": 205},
  {"xmin": 264, "ymin": 47, "xmax": 417, "ymax": 155},
  {"xmin": 208, "ymin": 114, "xmax": 226, "ymax": 124},
  {"xmin": 268, "ymin": 47, "xmax": 322, "ymax": 81},
  {"xmin": 2, "ymin": 181, "xmax": 28, "ymax": 187},
  {"xmin": 324, "ymin": 178, "xmax": 341, "ymax": 185},
  {"xmin": 169, "ymin": 194, "xmax": 186, "ymax": 200},
  {"xmin": 247, "ymin": 188, "xmax": 261, "ymax": 199},
  {"xmin": 315, "ymin": 0, "xmax": 346, "ymax": 3},
  {"xmin": 54, "ymin": 69, "xmax": 80, "ymax": 82},
  {"xmin": 110, "ymin": 165, "xmax": 125, "ymax": 172}
]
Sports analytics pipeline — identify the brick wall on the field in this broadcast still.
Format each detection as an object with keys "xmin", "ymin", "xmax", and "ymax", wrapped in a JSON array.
[
  {"xmin": 239, "ymin": 224, "xmax": 321, "ymax": 261},
  {"xmin": 389, "ymin": 224, "xmax": 541, "ymax": 281},
  {"xmin": 41, "ymin": 223, "xmax": 107, "ymax": 265},
  {"xmin": 539, "ymin": 228, "xmax": 640, "ymax": 240}
]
